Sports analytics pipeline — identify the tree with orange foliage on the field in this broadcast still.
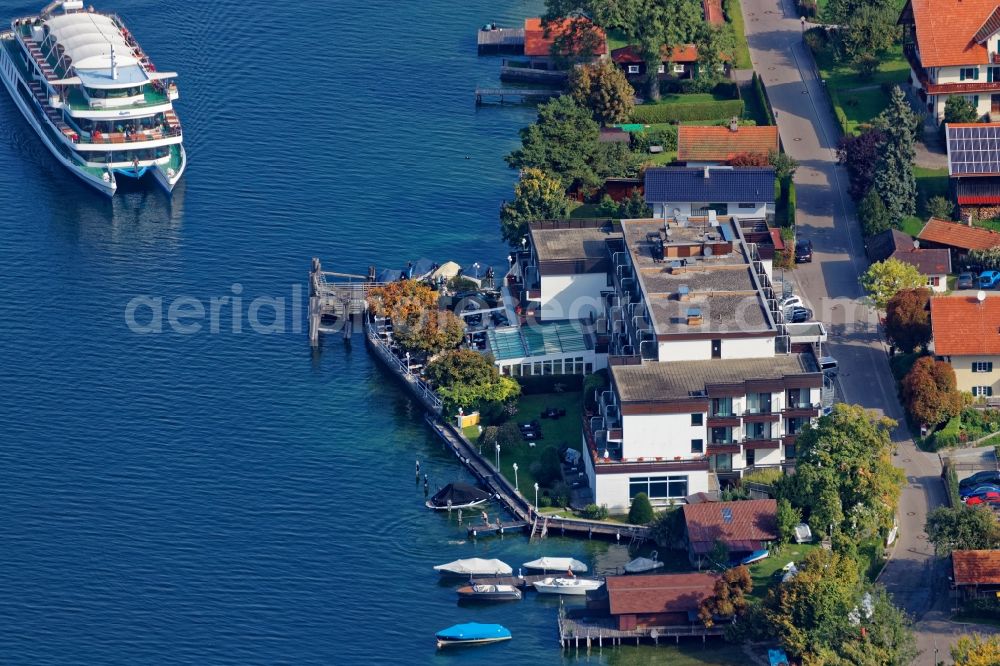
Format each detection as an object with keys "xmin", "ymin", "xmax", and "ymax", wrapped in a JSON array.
[
  {"xmin": 367, "ymin": 281, "xmax": 464, "ymax": 355},
  {"xmin": 698, "ymin": 565, "xmax": 752, "ymax": 628},
  {"xmin": 901, "ymin": 356, "xmax": 963, "ymax": 427}
]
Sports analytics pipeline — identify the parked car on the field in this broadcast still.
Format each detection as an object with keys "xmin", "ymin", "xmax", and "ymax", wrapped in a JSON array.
[
  {"xmin": 787, "ymin": 306, "xmax": 813, "ymax": 323},
  {"xmin": 957, "ymin": 272, "xmax": 976, "ymax": 290},
  {"xmin": 965, "ymin": 492, "xmax": 1000, "ymax": 506},
  {"xmin": 959, "ymin": 483, "xmax": 1000, "ymax": 500},
  {"xmin": 780, "ymin": 295, "xmax": 806, "ymax": 311},
  {"xmin": 979, "ymin": 270, "xmax": 1000, "ymax": 288},
  {"xmin": 959, "ymin": 471, "xmax": 1000, "ymax": 490},
  {"xmin": 795, "ymin": 240, "xmax": 813, "ymax": 263}
]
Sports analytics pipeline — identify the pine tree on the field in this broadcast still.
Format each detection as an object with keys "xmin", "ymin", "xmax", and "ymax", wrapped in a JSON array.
[{"xmin": 872, "ymin": 87, "xmax": 918, "ymax": 224}]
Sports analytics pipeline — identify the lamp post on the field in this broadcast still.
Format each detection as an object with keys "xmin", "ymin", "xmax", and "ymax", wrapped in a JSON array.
[
  {"xmin": 801, "ymin": 16, "xmax": 805, "ymax": 35},
  {"xmin": 473, "ymin": 262, "xmax": 480, "ymax": 279},
  {"xmin": 534, "ymin": 482, "xmax": 539, "ymax": 512},
  {"xmin": 495, "ymin": 442, "xmax": 501, "ymax": 470},
  {"xmin": 405, "ymin": 351, "xmax": 410, "ymax": 373},
  {"xmin": 512, "ymin": 462, "xmax": 519, "ymax": 491}
]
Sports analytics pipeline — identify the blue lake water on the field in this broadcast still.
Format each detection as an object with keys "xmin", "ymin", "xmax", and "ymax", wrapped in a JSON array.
[{"xmin": 0, "ymin": 1, "xmax": 669, "ymax": 664}]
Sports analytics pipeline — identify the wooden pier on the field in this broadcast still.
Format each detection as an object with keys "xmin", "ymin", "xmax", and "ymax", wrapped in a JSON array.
[
  {"xmin": 557, "ymin": 614, "xmax": 725, "ymax": 649},
  {"xmin": 477, "ymin": 27, "xmax": 525, "ymax": 54},
  {"xmin": 466, "ymin": 520, "xmax": 528, "ymax": 538},
  {"xmin": 469, "ymin": 573, "xmax": 602, "ymax": 589},
  {"xmin": 475, "ymin": 87, "xmax": 562, "ymax": 106},
  {"xmin": 308, "ymin": 258, "xmax": 382, "ymax": 347}
]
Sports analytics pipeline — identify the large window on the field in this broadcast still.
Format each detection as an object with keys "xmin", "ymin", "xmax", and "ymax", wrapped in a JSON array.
[
  {"xmin": 711, "ymin": 397, "xmax": 733, "ymax": 416},
  {"xmin": 629, "ymin": 475, "xmax": 688, "ymax": 500},
  {"xmin": 973, "ymin": 361, "xmax": 993, "ymax": 373}
]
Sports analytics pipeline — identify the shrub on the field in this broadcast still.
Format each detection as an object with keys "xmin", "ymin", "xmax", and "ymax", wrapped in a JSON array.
[
  {"xmin": 945, "ymin": 463, "xmax": 961, "ymax": 507},
  {"xmin": 551, "ymin": 481, "xmax": 571, "ymax": 507},
  {"xmin": 742, "ymin": 467, "xmax": 784, "ymax": 487},
  {"xmin": 628, "ymin": 492, "xmax": 655, "ymax": 524},
  {"xmin": 447, "ymin": 276, "xmax": 478, "ymax": 292},
  {"xmin": 786, "ymin": 179, "xmax": 797, "ymax": 227},
  {"xmin": 630, "ymin": 99, "xmax": 745, "ymax": 124},
  {"xmin": 582, "ymin": 503, "xmax": 609, "ymax": 520},
  {"xmin": 632, "ymin": 125, "xmax": 678, "ymax": 153},
  {"xmin": 927, "ymin": 195, "xmax": 954, "ymax": 220}
]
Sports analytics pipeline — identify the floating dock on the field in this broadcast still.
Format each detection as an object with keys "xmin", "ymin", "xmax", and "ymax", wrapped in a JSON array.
[
  {"xmin": 474, "ymin": 87, "xmax": 562, "ymax": 106},
  {"xmin": 477, "ymin": 27, "xmax": 525, "ymax": 54}
]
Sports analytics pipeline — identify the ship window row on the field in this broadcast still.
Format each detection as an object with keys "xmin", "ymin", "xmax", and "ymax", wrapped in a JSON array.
[{"xmin": 84, "ymin": 147, "xmax": 171, "ymax": 163}]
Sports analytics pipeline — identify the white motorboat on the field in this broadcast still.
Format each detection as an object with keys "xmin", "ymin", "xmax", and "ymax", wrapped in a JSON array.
[
  {"xmin": 624, "ymin": 556, "xmax": 664, "ymax": 574},
  {"xmin": 532, "ymin": 576, "xmax": 603, "ymax": 596},
  {"xmin": 433, "ymin": 558, "xmax": 512, "ymax": 577},
  {"xmin": 522, "ymin": 557, "xmax": 587, "ymax": 573}
]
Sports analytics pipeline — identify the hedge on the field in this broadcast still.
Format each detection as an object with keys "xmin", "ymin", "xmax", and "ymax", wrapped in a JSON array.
[
  {"xmin": 632, "ymin": 125, "xmax": 678, "ymax": 152},
  {"xmin": 787, "ymin": 179, "xmax": 797, "ymax": 227},
  {"xmin": 751, "ymin": 72, "xmax": 775, "ymax": 126},
  {"xmin": 516, "ymin": 373, "xmax": 585, "ymax": 395},
  {"xmin": 630, "ymin": 99, "xmax": 745, "ymax": 124}
]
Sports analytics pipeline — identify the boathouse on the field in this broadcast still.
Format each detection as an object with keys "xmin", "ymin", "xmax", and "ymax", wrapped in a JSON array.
[
  {"xmin": 683, "ymin": 499, "xmax": 778, "ymax": 568},
  {"xmin": 604, "ymin": 573, "xmax": 719, "ymax": 630}
]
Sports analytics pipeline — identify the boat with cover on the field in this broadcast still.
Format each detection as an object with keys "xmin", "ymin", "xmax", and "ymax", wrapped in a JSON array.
[
  {"xmin": 523, "ymin": 556, "xmax": 587, "ymax": 573},
  {"xmin": 455, "ymin": 583, "xmax": 522, "ymax": 601},
  {"xmin": 435, "ymin": 622, "xmax": 511, "ymax": 648},
  {"xmin": 0, "ymin": 1, "xmax": 185, "ymax": 196},
  {"xmin": 624, "ymin": 555, "xmax": 664, "ymax": 574},
  {"xmin": 433, "ymin": 558, "xmax": 512, "ymax": 577},
  {"xmin": 532, "ymin": 576, "xmax": 604, "ymax": 596},
  {"xmin": 425, "ymin": 481, "xmax": 491, "ymax": 510},
  {"xmin": 740, "ymin": 549, "xmax": 769, "ymax": 565}
]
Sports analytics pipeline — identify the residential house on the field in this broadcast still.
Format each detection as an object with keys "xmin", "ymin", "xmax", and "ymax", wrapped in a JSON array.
[
  {"xmin": 677, "ymin": 124, "xmax": 781, "ymax": 166},
  {"xmin": 899, "ymin": 0, "xmax": 1000, "ymax": 122},
  {"xmin": 644, "ymin": 166, "xmax": 776, "ymax": 219},
  {"xmin": 522, "ymin": 16, "xmax": 607, "ymax": 69},
  {"xmin": 917, "ymin": 217, "xmax": 1000, "ymax": 264},
  {"xmin": 682, "ymin": 499, "xmax": 778, "ymax": 567},
  {"xmin": 952, "ymin": 549, "xmax": 1000, "ymax": 601},
  {"xmin": 582, "ymin": 217, "xmax": 827, "ymax": 509},
  {"xmin": 603, "ymin": 573, "xmax": 719, "ymax": 630},
  {"xmin": 611, "ymin": 44, "xmax": 699, "ymax": 81},
  {"xmin": 930, "ymin": 294, "xmax": 1000, "ymax": 397},
  {"xmin": 946, "ymin": 122, "xmax": 1000, "ymax": 220},
  {"xmin": 866, "ymin": 228, "xmax": 952, "ymax": 292}
]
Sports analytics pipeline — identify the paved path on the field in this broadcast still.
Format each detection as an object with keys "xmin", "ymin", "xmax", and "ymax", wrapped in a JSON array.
[{"xmin": 740, "ymin": 0, "xmax": 959, "ymax": 659}]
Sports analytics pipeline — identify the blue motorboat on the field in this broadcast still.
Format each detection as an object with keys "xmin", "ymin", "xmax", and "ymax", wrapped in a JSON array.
[
  {"xmin": 740, "ymin": 549, "xmax": 770, "ymax": 566},
  {"xmin": 435, "ymin": 622, "xmax": 511, "ymax": 648}
]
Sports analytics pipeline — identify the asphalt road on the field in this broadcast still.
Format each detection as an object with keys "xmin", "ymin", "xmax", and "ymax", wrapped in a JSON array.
[{"xmin": 738, "ymin": 0, "xmax": 970, "ymax": 659}]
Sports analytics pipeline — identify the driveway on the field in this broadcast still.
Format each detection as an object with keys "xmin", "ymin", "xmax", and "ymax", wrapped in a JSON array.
[{"xmin": 739, "ymin": 0, "xmax": 961, "ymax": 658}]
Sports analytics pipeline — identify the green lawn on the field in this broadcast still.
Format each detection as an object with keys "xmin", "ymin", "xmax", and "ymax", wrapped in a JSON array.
[
  {"xmin": 724, "ymin": 0, "xmax": 753, "ymax": 70},
  {"xmin": 900, "ymin": 167, "xmax": 949, "ymax": 233},
  {"xmin": 747, "ymin": 543, "xmax": 820, "ymax": 599},
  {"xmin": 646, "ymin": 149, "xmax": 678, "ymax": 165},
  {"xmin": 569, "ymin": 203, "xmax": 603, "ymax": 219}
]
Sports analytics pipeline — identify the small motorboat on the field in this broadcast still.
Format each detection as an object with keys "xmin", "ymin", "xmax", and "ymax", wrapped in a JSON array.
[
  {"xmin": 434, "ymin": 558, "xmax": 512, "ymax": 577},
  {"xmin": 436, "ymin": 622, "xmax": 512, "ymax": 648},
  {"xmin": 456, "ymin": 583, "xmax": 522, "ymax": 602},
  {"xmin": 532, "ymin": 576, "xmax": 604, "ymax": 596},
  {"xmin": 522, "ymin": 557, "xmax": 587, "ymax": 573},
  {"xmin": 426, "ymin": 482, "xmax": 491, "ymax": 510},
  {"xmin": 624, "ymin": 556, "xmax": 664, "ymax": 574},
  {"xmin": 740, "ymin": 549, "xmax": 769, "ymax": 566}
]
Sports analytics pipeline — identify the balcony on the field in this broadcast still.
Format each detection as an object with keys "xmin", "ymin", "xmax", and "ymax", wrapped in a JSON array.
[
  {"xmin": 742, "ymin": 410, "xmax": 780, "ymax": 422},
  {"xmin": 707, "ymin": 414, "xmax": 740, "ymax": 428},
  {"xmin": 782, "ymin": 403, "xmax": 821, "ymax": 418},
  {"xmin": 707, "ymin": 443, "xmax": 741, "ymax": 455},
  {"xmin": 742, "ymin": 438, "xmax": 781, "ymax": 450}
]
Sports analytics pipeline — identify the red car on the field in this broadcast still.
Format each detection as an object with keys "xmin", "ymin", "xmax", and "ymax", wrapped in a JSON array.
[{"xmin": 965, "ymin": 492, "xmax": 1000, "ymax": 506}]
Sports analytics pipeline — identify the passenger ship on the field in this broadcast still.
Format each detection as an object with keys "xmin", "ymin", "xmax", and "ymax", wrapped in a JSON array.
[{"xmin": 0, "ymin": 0, "xmax": 185, "ymax": 196}]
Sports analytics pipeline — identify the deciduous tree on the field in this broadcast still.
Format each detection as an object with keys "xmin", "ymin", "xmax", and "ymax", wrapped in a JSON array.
[
  {"xmin": 426, "ymin": 349, "xmax": 521, "ymax": 415},
  {"xmin": 926, "ymin": 506, "xmax": 1000, "ymax": 556},
  {"xmin": 901, "ymin": 356, "xmax": 963, "ymax": 428},
  {"xmin": 698, "ymin": 565, "xmax": 753, "ymax": 627},
  {"xmin": 927, "ymin": 195, "xmax": 954, "ymax": 220},
  {"xmin": 568, "ymin": 60, "xmax": 635, "ymax": 124},
  {"xmin": 619, "ymin": 188, "xmax": 652, "ymax": 218},
  {"xmin": 872, "ymin": 87, "xmax": 918, "ymax": 224},
  {"xmin": 776, "ymin": 498, "xmax": 802, "ymax": 545},
  {"xmin": 506, "ymin": 96, "xmax": 602, "ymax": 190},
  {"xmin": 944, "ymin": 95, "xmax": 979, "ymax": 125},
  {"xmin": 841, "ymin": 5, "xmax": 900, "ymax": 78},
  {"xmin": 695, "ymin": 24, "xmax": 736, "ymax": 84},
  {"xmin": 367, "ymin": 280, "xmax": 438, "ymax": 320},
  {"xmin": 858, "ymin": 188, "xmax": 892, "ymax": 237},
  {"xmin": 952, "ymin": 633, "xmax": 1000, "ymax": 666},
  {"xmin": 884, "ymin": 288, "xmax": 931, "ymax": 353},
  {"xmin": 499, "ymin": 168, "xmax": 573, "ymax": 244},
  {"xmin": 861, "ymin": 258, "xmax": 926, "ymax": 310},
  {"xmin": 768, "ymin": 150, "xmax": 799, "ymax": 181},
  {"xmin": 837, "ymin": 128, "xmax": 886, "ymax": 200},
  {"xmin": 393, "ymin": 309, "xmax": 465, "ymax": 355}
]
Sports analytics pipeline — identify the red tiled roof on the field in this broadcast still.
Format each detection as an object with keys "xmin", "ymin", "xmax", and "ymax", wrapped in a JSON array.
[
  {"xmin": 952, "ymin": 550, "xmax": 1000, "ymax": 585},
  {"xmin": 606, "ymin": 573, "xmax": 718, "ymax": 615},
  {"xmin": 524, "ymin": 17, "xmax": 607, "ymax": 57},
  {"xmin": 677, "ymin": 125, "xmax": 780, "ymax": 162},
  {"xmin": 891, "ymin": 247, "xmax": 952, "ymax": 275},
  {"xmin": 905, "ymin": 0, "xmax": 997, "ymax": 67},
  {"xmin": 704, "ymin": 0, "xmax": 725, "ymax": 25},
  {"xmin": 931, "ymin": 295, "xmax": 1000, "ymax": 356},
  {"xmin": 611, "ymin": 43, "xmax": 699, "ymax": 64},
  {"xmin": 918, "ymin": 218, "xmax": 1000, "ymax": 251},
  {"xmin": 682, "ymin": 499, "xmax": 778, "ymax": 554}
]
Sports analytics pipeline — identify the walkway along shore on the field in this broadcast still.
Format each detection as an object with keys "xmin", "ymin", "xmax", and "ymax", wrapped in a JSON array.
[{"xmin": 360, "ymin": 315, "xmax": 651, "ymax": 543}]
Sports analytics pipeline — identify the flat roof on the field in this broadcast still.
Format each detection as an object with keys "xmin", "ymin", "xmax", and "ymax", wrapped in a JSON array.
[
  {"xmin": 486, "ymin": 321, "xmax": 592, "ymax": 361},
  {"xmin": 611, "ymin": 353, "xmax": 819, "ymax": 402},
  {"xmin": 531, "ymin": 226, "xmax": 620, "ymax": 262},
  {"xmin": 620, "ymin": 218, "xmax": 775, "ymax": 337}
]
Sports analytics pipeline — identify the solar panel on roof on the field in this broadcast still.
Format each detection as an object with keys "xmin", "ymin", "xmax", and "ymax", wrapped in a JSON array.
[{"xmin": 947, "ymin": 124, "xmax": 1000, "ymax": 176}]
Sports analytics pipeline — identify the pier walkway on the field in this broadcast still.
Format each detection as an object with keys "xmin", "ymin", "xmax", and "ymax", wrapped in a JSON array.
[
  {"xmin": 474, "ymin": 88, "xmax": 562, "ymax": 106},
  {"xmin": 476, "ymin": 27, "xmax": 524, "ymax": 54},
  {"xmin": 557, "ymin": 614, "xmax": 725, "ymax": 649}
]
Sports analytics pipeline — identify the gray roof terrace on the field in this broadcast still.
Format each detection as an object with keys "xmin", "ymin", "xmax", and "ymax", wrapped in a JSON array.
[{"xmin": 530, "ymin": 225, "xmax": 621, "ymax": 263}]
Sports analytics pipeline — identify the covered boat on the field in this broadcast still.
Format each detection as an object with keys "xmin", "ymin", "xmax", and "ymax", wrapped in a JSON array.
[
  {"xmin": 426, "ymin": 481, "xmax": 491, "ymax": 510},
  {"xmin": 435, "ymin": 622, "xmax": 511, "ymax": 648},
  {"xmin": 434, "ymin": 558, "xmax": 512, "ymax": 577},
  {"xmin": 523, "ymin": 557, "xmax": 587, "ymax": 573},
  {"xmin": 624, "ymin": 556, "xmax": 664, "ymax": 574},
  {"xmin": 740, "ymin": 549, "xmax": 769, "ymax": 566},
  {"xmin": 456, "ymin": 583, "xmax": 522, "ymax": 602},
  {"xmin": 532, "ymin": 577, "xmax": 603, "ymax": 596}
]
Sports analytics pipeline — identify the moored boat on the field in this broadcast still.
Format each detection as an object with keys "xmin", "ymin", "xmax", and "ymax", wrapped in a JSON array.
[
  {"xmin": 425, "ymin": 481, "xmax": 491, "ymax": 510},
  {"xmin": 0, "ymin": 1, "xmax": 186, "ymax": 196},
  {"xmin": 532, "ymin": 576, "xmax": 603, "ymax": 596},
  {"xmin": 456, "ymin": 583, "xmax": 522, "ymax": 602},
  {"xmin": 435, "ymin": 622, "xmax": 511, "ymax": 648},
  {"xmin": 433, "ymin": 558, "xmax": 512, "ymax": 577},
  {"xmin": 624, "ymin": 556, "xmax": 664, "ymax": 574},
  {"xmin": 523, "ymin": 556, "xmax": 587, "ymax": 573}
]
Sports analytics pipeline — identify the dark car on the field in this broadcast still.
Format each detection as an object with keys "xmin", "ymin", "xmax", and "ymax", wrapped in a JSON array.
[
  {"xmin": 787, "ymin": 306, "xmax": 813, "ymax": 323},
  {"xmin": 959, "ymin": 470, "xmax": 1000, "ymax": 490},
  {"xmin": 795, "ymin": 240, "xmax": 813, "ymax": 263},
  {"xmin": 957, "ymin": 272, "xmax": 976, "ymax": 290}
]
